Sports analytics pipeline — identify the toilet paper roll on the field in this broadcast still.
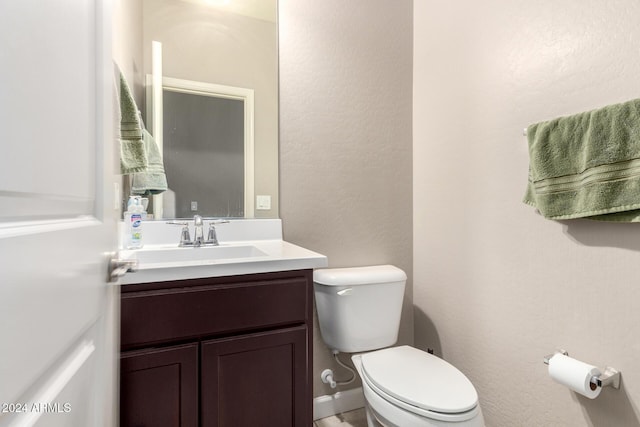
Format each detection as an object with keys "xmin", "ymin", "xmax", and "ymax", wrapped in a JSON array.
[{"xmin": 548, "ymin": 354, "xmax": 602, "ymax": 399}]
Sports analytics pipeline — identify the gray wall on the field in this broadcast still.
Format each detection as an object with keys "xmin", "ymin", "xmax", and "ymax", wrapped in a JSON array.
[
  {"xmin": 279, "ymin": 0, "xmax": 414, "ymax": 398},
  {"xmin": 414, "ymin": 1, "xmax": 640, "ymax": 426}
]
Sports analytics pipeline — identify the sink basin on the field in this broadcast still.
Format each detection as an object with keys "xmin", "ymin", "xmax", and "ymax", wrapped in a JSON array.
[
  {"xmin": 135, "ymin": 245, "xmax": 268, "ymax": 265},
  {"xmin": 119, "ymin": 219, "xmax": 328, "ymax": 285}
]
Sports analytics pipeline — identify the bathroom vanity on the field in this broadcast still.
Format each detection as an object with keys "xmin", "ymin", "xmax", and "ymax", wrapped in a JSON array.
[{"xmin": 118, "ymin": 220, "xmax": 326, "ymax": 427}]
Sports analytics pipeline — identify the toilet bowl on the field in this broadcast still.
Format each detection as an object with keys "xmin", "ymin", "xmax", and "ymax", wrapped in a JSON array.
[
  {"xmin": 313, "ymin": 265, "xmax": 484, "ymax": 427},
  {"xmin": 353, "ymin": 346, "xmax": 483, "ymax": 427}
]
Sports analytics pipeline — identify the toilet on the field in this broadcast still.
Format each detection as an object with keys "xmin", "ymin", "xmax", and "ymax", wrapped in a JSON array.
[{"xmin": 313, "ymin": 265, "xmax": 484, "ymax": 427}]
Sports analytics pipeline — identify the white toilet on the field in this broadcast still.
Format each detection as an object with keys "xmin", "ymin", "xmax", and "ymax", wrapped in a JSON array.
[{"xmin": 313, "ymin": 265, "xmax": 484, "ymax": 427}]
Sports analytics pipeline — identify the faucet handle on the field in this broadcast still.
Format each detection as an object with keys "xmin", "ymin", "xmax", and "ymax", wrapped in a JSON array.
[
  {"xmin": 179, "ymin": 226, "xmax": 192, "ymax": 246},
  {"xmin": 205, "ymin": 220, "xmax": 229, "ymax": 246},
  {"xmin": 206, "ymin": 223, "xmax": 220, "ymax": 245},
  {"xmin": 203, "ymin": 219, "xmax": 230, "ymax": 225},
  {"xmin": 167, "ymin": 221, "xmax": 192, "ymax": 246},
  {"xmin": 166, "ymin": 220, "xmax": 188, "ymax": 226}
]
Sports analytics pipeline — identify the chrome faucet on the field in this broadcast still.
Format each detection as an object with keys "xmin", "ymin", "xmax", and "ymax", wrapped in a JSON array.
[
  {"xmin": 193, "ymin": 215, "xmax": 205, "ymax": 247},
  {"xmin": 168, "ymin": 215, "xmax": 229, "ymax": 247}
]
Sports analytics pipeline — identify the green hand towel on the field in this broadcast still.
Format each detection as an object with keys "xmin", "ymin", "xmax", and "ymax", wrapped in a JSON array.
[
  {"xmin": 119, "ymin": 71, "xmax": 148, "ymax": 174},
  {"xmin": 523, "ymin": 98, "xmax": 640, "ymax": 222},
  {"xmin": 131, "ymin": 129, "xmax": 168, "ymax": 195}
]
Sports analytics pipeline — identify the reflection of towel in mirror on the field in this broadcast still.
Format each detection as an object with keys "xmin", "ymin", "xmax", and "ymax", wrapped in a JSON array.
[
  {"xmin": 119, "ymin": 71, "xmax": 148, "ymax": 174},
  {"xmin": 523, "ymin": 97, "xmax": 640, "ymax": 221},
  {"xmin": 131, "ymin": 129, "xmax": 168, "ymax": 195}
]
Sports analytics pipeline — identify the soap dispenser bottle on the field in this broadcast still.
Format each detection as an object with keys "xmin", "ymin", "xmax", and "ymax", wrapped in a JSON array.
[{"xmin": 124, "ymin": 196, "xmax": 144, "ymax": 249}]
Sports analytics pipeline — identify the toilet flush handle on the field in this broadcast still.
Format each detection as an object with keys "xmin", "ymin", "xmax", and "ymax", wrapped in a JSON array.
[{"xmin": 337, "ymin": 288, "xmax": 353, "ymax": 296}]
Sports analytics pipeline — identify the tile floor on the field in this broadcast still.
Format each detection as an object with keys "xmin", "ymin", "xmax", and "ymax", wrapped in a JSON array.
[{"xmin": 314, "ymin": 408, "xmax": 368, "ymax": 427}]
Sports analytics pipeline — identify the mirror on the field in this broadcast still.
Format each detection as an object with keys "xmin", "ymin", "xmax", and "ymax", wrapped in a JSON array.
[{"xmin": 119, "ymin": 0, "xmax": 278, "ymax": 219}]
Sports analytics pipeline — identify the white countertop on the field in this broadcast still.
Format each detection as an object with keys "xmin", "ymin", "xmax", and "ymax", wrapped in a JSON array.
[{"xmin": 119, "ymin": 219, "xmax": 328, "ymax": 285}]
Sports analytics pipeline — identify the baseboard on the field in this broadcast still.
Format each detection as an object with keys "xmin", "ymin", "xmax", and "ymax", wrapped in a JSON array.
[{"xmin": 313, "ymin": 387, "xmax": 365, "ymax": 421}]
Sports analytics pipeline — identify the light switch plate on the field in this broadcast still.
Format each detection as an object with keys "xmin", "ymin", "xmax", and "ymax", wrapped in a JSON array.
[{"xmin": 256, "ymin": 195, "xmax": 271, "ymax": 210}]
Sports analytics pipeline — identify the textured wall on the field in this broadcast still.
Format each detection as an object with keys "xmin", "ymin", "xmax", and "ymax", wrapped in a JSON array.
[
  {"xmin": 279, "ymin": 0, "xmax": 413, "ymax": 398},
  {"xmin": 414, "ymin": 1, "xmax": 640, "ymax": 426},
  {"xmin": 113, "ymin": 0, "xmax": 143, "ymax": 104}
]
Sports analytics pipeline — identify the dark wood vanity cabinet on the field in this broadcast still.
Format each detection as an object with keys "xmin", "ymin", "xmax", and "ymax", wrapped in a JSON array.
[{"xmin": 119, "ymin": 270, "xmax": 314, "ymax": 427}]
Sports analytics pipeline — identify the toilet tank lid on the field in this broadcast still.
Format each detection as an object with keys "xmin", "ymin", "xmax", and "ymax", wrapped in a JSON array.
[{"xmin": 314, "ymin": 265, "xmax": 406, "ymax": 286}]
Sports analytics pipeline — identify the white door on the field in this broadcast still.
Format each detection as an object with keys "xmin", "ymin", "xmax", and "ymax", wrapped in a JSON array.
[{"xmin": 0, "ymin": 1, "xmax": 119, "ymax": 427}]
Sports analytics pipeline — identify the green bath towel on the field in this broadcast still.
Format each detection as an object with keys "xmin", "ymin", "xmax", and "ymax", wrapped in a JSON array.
[
  {"xmin": 119, "ymin": 71, "xmax": 148, "ymax": 174},
  {"xmin": 131, "ymin": 129, "xmax": 168, "ymax": 195},
  {"xmin": 523, "ymin": 98, "xmax": 640, "ymax": 222}
]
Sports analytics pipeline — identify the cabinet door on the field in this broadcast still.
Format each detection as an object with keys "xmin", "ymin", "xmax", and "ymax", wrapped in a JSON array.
[
  {"xmin": 201, "ymin": 326, "xmax": 310, "ymax": 427},
  {"xmin": 120, "ymin": 344, "xmax": 198, "ymax": 427}
]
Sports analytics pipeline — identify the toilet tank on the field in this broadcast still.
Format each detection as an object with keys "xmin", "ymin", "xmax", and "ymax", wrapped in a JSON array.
[{"xmin": 313, "ymin": 265, "xmax": 407, "ymax": 353}]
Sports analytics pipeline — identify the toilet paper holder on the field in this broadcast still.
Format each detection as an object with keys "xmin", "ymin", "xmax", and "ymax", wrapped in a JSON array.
[{"xmin": 543, "ymin": 350, "xmax": 621, "ymax": 390}]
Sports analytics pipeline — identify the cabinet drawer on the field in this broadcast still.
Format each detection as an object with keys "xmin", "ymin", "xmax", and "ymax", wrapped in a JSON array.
[{"xmin": 121, "ymin": 276, "xmax": 309, "ymax": 348}]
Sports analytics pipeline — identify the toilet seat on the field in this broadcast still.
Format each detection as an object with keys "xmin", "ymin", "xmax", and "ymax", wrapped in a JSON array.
[{"xmin": 360, "ymin": 346, "xmax": 480, "ymax": 422}]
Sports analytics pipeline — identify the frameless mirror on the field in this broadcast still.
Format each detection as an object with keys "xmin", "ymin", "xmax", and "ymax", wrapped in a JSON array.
[{"xmin": 132, "ymin": 0, "xmax": 278, "ymax": 219}]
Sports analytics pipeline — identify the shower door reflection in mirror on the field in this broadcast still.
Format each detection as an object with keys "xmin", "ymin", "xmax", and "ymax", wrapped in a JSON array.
[{"xmin": 148, "ymin": 77, "xmax": 254, "ymax": 218}]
